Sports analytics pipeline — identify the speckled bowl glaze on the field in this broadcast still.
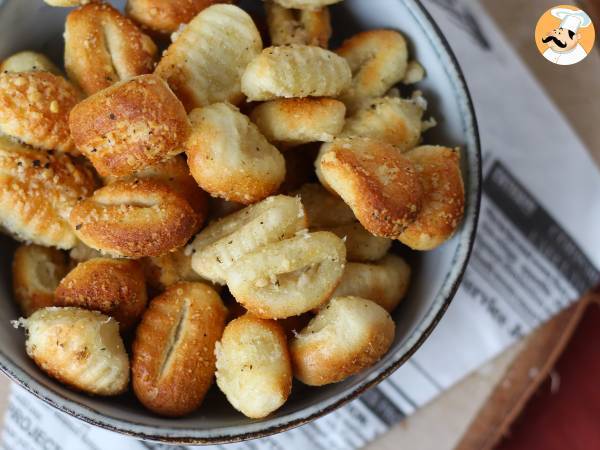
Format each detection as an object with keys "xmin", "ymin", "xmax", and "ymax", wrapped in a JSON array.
[{"xmin": 0, "ymin": 0, "xmax": 481, "ymax": 444}]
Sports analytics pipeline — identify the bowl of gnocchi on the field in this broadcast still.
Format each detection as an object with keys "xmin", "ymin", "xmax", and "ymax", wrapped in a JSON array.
[{"xmin": 0, "ymin": 0, "xmax": 480, "ymax": 444}]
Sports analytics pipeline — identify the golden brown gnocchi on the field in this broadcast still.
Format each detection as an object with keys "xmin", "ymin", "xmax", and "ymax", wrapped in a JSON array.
[
  {"xmin": 265, "ymin": 1, "xmax": 331, "ymax": 47},
  {"xmin": 126, "ymin": 0, "xmax": 231, "ymax": 35},
  {"xmin": 317, "ymin": 138, "xmax": 423, "ymax": 239},
  {"xmin": 398, "ymin": 146, "xmax": 465, "ymax": 250},
  {"xmin": 333, "ymin": 255, "xmax": 411, "ymax": 312},
  {"xmin": 0, "ymin": 136, "xmax": 96, "ymax": 249},
  {"xmin": 328, "ymin": 222, "xmax": 392, "ymax": 262},
  {"xmin": 141, "ymin": 247, "xmax": 208, "ymax": 291},
  {"xmin": 12, "ymin": 245, "xmax": 69, "ymax": 317},
  {"xmin": 0, "ymin": 72, "xmax": 80, "ymax": 154},
  {"xmin": 55, "ymin": 258, "xmax": 148, "ymax": 332},
  {"xmin": 226, "ymin": 231, "xmax": 346, "ymax": 319},
  {"xmin": 191, "ymin": 195, "xmax": 306, "ymax": 284},
  {"xmin": 69, "ymin": 75, "xmax": 190, "ymax": 178},
  {"xmin": 155, "ymin": 4, "xmax": 262, "ymax": 110},
  {"xmin": 185, "ymin": 103, "xmax": 285, "ymax": 204},
  {"xmin": 241, "ymin": 45, "xmax": 351, "ymax": 101},
  {"xmin": 17, "ymin": 307, "xmax": 130, "ymax": 396},
  {"xmin": 215, "ymin": 314, "xmax": 292, "ymax": 418},
  {"xmin": 0, "ymin": 51, "xmax": 61, "ymax": 75},
  {"xmin": 132, "ymin": 282, "xmax": 227, "ymax": 416},
  {"xmin": 250, "ymin": 98, "xmax": 345, "ymax": 145},
  {"xmin": 70, "ymin": 180, "xmax": 200, "ymax": 258},
  {"xmin": 337, "ymin": 30, "xmax": 408, "ymax": 111},
  {"xmin": 270, "ymin": 0, "xmax": 342, "ymax": 9},
  {"xmin": 341, "ymin": 96, "xmax": 425, "ymax": 152},
  {"xmin": 64, "ymin": 2, "xmax": 157, "ymax": 95},
  {"xmin": 290, "ymin": 296, "xmax": 395, "ymax": 385}
]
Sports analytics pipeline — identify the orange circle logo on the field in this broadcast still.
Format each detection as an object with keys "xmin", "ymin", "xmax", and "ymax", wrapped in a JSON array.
[{"xmin": 535, "ymin": 5, "xmax": 595, "ymax": 65}]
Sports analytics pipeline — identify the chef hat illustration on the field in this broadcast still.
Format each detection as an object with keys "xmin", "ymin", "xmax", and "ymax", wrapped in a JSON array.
[{"xmin": 551, "ymin": 8, "xmax": 592, "ymax": 33}]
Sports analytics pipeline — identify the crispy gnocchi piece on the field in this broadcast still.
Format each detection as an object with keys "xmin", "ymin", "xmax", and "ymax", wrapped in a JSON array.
[
  {"xmin": 12, "ymin": 245, "xmax": 69, "ymax": 317},
  {"xmin": 328, "ymin": 222, "xmax": 391, "ymax": 262},
  {"xmin": 103, "ymin": 156, "xmax": 208, "ymax": 216},
  {"xmin": 64, "ymin": 3, "xmax": 157, "ymax": 95},
  {"xmin": 333, "ymin": 255, "xmax": 410, "ymax": 312},
  {"xmin": 185, "ymin": 103, "xmax": 285, "ymax": 204},
  {"xmin": 141, "ymin": 247, "xmax": 207, "ymax": 291},
  {"xmin": 295, "ymin": 184, "xmax": 390, "ymax": 261},
  {"xmin": 265, "ymin": 1, "xmax": 331, "ymax": 47},
  {"xmin": 215, "ymin": 314, "xmax": 292, "ymax": 418},
  {"xmin": 270, "ymin": 0, "xmax": 342, "ymax": 8},
  {"xmin": 132, "ymin": 282, "xmax": 227, "ymax": 416},
  {"xmin": 250, "ymin": 98, "xmax": 345, "ymax": 145},
  {"xmin": 295, "ymin": 183, "xmax": 356, "ymax": 228},
  {"xmin": 191, "ymin": 195, "xmax": 306, "ymax": 284},
  {"xmin": 155, "ymin": 4, "xmax": 262, "ymax": 110},
  {"xmin": 337, "ymin": 30, "xmax": 408, "ymax": 111},
  {"xmin": 398, "ymin": 146, "xmax": 465, "ymax": 250},
  {"xmin": 0, "ymin": 51, "xmax": 61, "ymax": 75},
  {"xmin": 227, "ymin": 231, "xmax": 346, "ymax": 319},
  {"xmin": 126, "ymin": 0, "xmax": 230, "ymax": 34},
  {"xmin": 0, "ymin": 72, "xmax": 80, "ymax": 154},
  {"xmin": 317, "ymin": 138, "xmax": 423, "ymax": 239},
  {"xmin": 0, "ymin": 137, "xmax": 96, "ymax": 249},
  {"xmin": 241, "ymin": 45, "xmax": 351, "ymax": 101},
  {"xmin": 69, "ymin": 75, "xmax": 190, "ymax": 178},
  {"xmin": 44, "ymin": 0, "xmax": 94, "ymax": 6},
  {"xmin": 290, "ymin": 296, "xmax": 395, "ymax": 385},
  {"xmin": 55, "ymin": 258, "xmax": 147, "ymax": 331},
  {"xmin": 341, "ymin": 96, "xmax": 425, "ymax": 152},
  {"xmin": 17, "ymin": 307, "xmax": 129, "ymax": 395},
  {"xmin": 70, "ymin": 180, "xmax": 200, "ymax": 258}
]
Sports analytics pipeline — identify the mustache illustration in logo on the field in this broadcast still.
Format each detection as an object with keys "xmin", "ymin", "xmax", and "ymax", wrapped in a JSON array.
[{"xmin": 542, "ymin": 35, "xmax": 568, "ymax": 48}]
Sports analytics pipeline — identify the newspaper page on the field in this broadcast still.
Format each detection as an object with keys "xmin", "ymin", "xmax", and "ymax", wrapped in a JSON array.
[{"xmin": 3, "ymin": 0, "xmax": 600, "ymax": 449}]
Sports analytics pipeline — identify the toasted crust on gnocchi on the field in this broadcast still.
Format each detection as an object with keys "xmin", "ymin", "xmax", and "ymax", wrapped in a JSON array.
[
  {"xmin": 341, "ymin": 96, "xmax": 424, "ymax": 152},
  {"xmin": 317, "ymin": 138, "xmax": 423, "ymax": 239},
  {"xmin": 65, "ymin": 3, "xmax": 157, "ymax": 96},
  {"xmin": 241, "ymin": 45, "xmax": 351, "ymax": 101},
  {"xmin": 270, "ymin": 0, "xmax": 342, "ymax": 9},
  {"xmin": 155, "ymin": 4, "xmax": 262, "ymax": 110},
  {"xmin": 398, "ymin": 146, "xmax": 465, "ymax": 250},
  {"xmin": 18, "ymin": 307, "xmax": 130, "ymax": 395},
  {"xmin": 70, "ymin": 180, "xmax": 200, "ymax": 258},
  {"xmin": 265, "ymin": 1, "xmax": 331, "ymax": 47},
  {"xmin": 55, "ymin": 258, "xmax": 147, "ymax": 331},
  {"xmin": 337, "ymin": 30, "xmax": 408, "ymax": 111},
  {"xmin": 333, "ymin": 255, "xmax": 410, "ymax": 312},
  {"xmin": 227, "ymin": 231, "xmax": 346, "ymax": 319},
  {"xmin": 12, "ymin": 245, "xmax": 69, "ymax": 317},
  {"xmin": 328, "ymin": 222, "xmax": 391, "ymax": 262},
  {"xmin": 44, "ymin": 0, "xmax": 93, "ymax": 6},
  {"xmin": 103, "ymin": 156, "xmax": 208, "ymax": 216},
  {"xmin": 0, "ymin": 51, "xmax": 61, "ymax": 75},
  {"xmin": 142, "ymin": 247, "xmax": 207, "ymax": 291},
  {"xmin": 126, "ymin": 0, "xmax": 230, "ymax": 34},
  {"xmin": 0, "ymin": 137, "xmax": 96, "ymax": 249},
  {"xmin": 191, "ymin": 195, "xmax": 306, "ymax": 284},
  {"xmin": 250, "ymin": 98, "xmax": 345, "ymax": 145},
  {"xmin": 132, "ymin": 282, "xmax": 227, "ymax": 416},
  {"xmin": 290, "ymin": 296, "xmax": 394, "ymax": 385},
  {"xmin": 215, "ymin": 314, "xmax": 292, "ymax": 418},
  {"xmin": 0, "ymin": 72, "xmax": 80, "ymax": 154},
  {"xmin": 185, "ymin": 103, "xmax": 285, "ymax": 204},
  {"xmin": 296, "ymin": 183, "xmax": 356, "ymax": 228},
  {"xmin": 69, "ymin": 75, "xmax": 190, "ymax": 178}
]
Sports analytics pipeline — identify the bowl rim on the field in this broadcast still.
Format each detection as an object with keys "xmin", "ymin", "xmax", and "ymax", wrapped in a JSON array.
[{"xmin": 0, "ymin": 0, "xmax": 482, "ymax": 444}]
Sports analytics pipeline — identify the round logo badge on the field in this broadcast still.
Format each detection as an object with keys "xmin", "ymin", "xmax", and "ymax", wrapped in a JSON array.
[{"xmin": 535, "ymin": 5, "xmax": 595, "ymax": 65}]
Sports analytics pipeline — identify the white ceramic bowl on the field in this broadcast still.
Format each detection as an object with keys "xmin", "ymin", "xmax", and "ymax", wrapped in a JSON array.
[{"xmin": 0, "ymin": 0, "xmax": 481, "ymax": 444}]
